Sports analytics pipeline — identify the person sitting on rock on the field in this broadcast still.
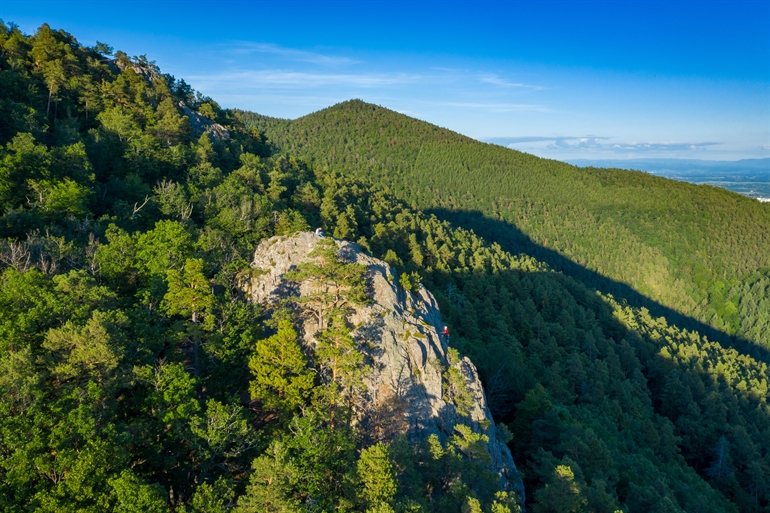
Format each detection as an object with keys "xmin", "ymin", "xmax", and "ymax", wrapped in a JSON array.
[{"xmin": 315, "ymin": 227, "xmax": 324, "ymax": 237}]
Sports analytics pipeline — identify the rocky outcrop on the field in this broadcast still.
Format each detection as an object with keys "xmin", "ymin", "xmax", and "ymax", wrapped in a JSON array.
[
  {"xmin": 110, "ymin": 58, "xmax": 230, "ymax": 142},
  {"xmin": 111, "ymin": 58, "xmax": 161, "ymax": 83},
  {"xmin": 177, "ymin": 102, "xmax": 230, "ymax": 142},
  {"xmin": 243, "ymin": 232, "xmax": 524, "ymax": 506}
]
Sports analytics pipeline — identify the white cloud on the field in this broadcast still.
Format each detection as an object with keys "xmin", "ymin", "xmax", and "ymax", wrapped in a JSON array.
[
  {"xmin": 569, "ymin": 140, "xmax": 721, "ymax": 152},
  {"xmin": 186, "ymin": 69, "xmax": 425, "ymax": 89},
  {"xmin": 431, "ymin": 101, "xmax": 553, "ymax": 113},
  {"xmin": 478, "ymin": 74, "xmax": 544, "ymax": 90},
  {"xmin": 485, "ymin": 135, "xmax": 721, "ymax": 154},
  {"xmin": 487, "ymin": 136, "xmax": 607, "ymax": 145},
  {"xmin": 228, "ymin": 42, "xmax": 358, "ymax": 66}
]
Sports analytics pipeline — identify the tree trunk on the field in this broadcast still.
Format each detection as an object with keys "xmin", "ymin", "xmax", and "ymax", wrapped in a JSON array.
[{"xmin": 193, "ymin": 334, "xmax": 200, "ymax": 377}]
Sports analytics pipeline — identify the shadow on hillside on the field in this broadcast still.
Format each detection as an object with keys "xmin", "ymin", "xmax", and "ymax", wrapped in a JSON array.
[
  {"xmin": 458, "ymin": 265, "xmax": 769, "ymax": 510},
  {"xmin": 420, "ymin": 253, "xmax": 769, "ymax": 509},
  {"xmin": 426, "ymin": 207, "xmax": 770, "ymax": 364}
]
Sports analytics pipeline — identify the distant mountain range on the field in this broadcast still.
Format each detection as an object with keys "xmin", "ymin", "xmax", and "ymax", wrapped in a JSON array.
[
  {"xmin": 566, "ymin": 158, "xmax": 770, "ymax": 201},
  {"xmin": 565, "ymin": 157, "xmax": 770, "ymax": 175}
]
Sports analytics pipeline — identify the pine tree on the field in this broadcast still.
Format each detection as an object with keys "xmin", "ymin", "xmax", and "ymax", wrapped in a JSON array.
[
  {"xmin": 450, "ymin": 424, "xmax": 492, "ymax": 467},
  {"xmin": 249, "ymin": 319, "xmax": 314, "ymax": 415},
  {"xmin": 236, "ymin": 442, "xmax": 301, "ymax": 513},
  {"xmin": 705, "ymin": 435, "xmax": 734, "ymax": 482},
  {"xmin": 30, "ymin": 24, "xmax": 78, "ymax": 118},
  {"xmin": 533, "ymin": 464, "xmax": 587, "ymax": 513},
  {"xmin": 162, "ymin": 258, "xmax": 213, "ymax": 324},
  {"xmin": 284, "ymin": 237, "xmax": 368, "ymax": 330},
  {"xmin": 357, "ymin": 443, "xmax": 397, "ymax": 510},
  {"xmin": 315, "ymin": 313, "xmax": 366, "ymax": 402}
]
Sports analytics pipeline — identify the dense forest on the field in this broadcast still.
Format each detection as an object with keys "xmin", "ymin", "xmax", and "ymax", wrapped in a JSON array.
[
  {"xmin": 239, "ymin": 102, "xmax": 770, "ymax": 351},
  {"xmin": 0, "ymin": 22, "xmax": 768, "ymax": 512}
]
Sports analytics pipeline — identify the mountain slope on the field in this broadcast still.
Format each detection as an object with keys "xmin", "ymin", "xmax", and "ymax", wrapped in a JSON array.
[
  {"xmin": 240, "ymin": 101, "xmax": 770, "ymax": 349},
  {"xmin": 1, "ymin": 23, "xmax": 769, "ymax": 512}
]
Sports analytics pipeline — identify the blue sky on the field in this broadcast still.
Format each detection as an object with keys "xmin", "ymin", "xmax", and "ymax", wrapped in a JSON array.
[{"xmin": 3, "ymin": 0, "xmax": 769, "ymax": 161}]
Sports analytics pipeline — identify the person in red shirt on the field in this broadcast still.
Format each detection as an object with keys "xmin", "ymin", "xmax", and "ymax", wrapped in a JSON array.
[{"xmin": 443, "ymin": 326, "xmax": 449, "ymax": 342}]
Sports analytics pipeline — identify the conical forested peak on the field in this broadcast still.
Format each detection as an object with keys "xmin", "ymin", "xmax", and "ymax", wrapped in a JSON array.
[{"xmin": 298, "ymin": 97, "xmax": 476, "ymax": 143}]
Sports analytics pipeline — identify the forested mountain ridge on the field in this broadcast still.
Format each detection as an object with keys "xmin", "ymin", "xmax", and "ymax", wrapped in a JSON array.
[
  {"xmin": 0, "ymin": 22, "xmax": 768, "ymax": 513},
  {"xmin": 239, "ymin": 101, "xmax": 770, "ymax": 349}
]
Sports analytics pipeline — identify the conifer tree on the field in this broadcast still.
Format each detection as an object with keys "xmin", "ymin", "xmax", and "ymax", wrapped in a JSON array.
[
  {"xmin": 30, "ymin": 24, "xmax": 77, "ymax": 117},
  {"xmin": 162, "ymin": 258, "xmax": 213, "ymax": 324},
  {"xmin": 315, "ymin": 313, "xmax": 366, "ymax": 396},
  {"xmin": 236, "ymin": 442, "xmax": 301, "ymax": 513},
  {"xmin": 533, "ymin": 464, "xmax": 588, "ymax": 513},
  {"xmin": 357, "ymin": 442, "xmax": 398, "ymax": 510},
  {"xmin": 284, "ymin": 237, "xmax": 368, "ymax": 330},
  {"xmin": 706, "ymin": 435, "xmax": 734, "ymax": 482},
  {"xmin": 249, "ymin": 318, "xmax": 314, "ymax": 415}
]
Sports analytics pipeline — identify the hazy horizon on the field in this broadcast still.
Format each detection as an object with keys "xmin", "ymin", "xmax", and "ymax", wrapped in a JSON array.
[{"xmin": 563, "ymin": 157, "xmax": 770, "ymax": 201}]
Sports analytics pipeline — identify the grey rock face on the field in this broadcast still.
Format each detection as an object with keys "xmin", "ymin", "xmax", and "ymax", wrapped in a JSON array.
[
  {"xmin": 111, "ymin": 59, "xmax": 160, "ymax": 83},
  {"xmin": 177, "ymin": 102, "xmax": 231, "ymax": 142},
  {"xmin": 244, "ymin": 232, "xmax": 524, "ymax": 506}
]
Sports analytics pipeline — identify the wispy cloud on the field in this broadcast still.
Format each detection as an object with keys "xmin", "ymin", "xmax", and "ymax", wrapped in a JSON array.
[
  {"xmin": 186, "ymin": 69, "xmax": 425, "ymax": 89},
  {"xmin": 433, "ymin": 101, "xmax": 553, "ymax": 113},
  {"xmin": 486, "ymin": 136, "xmax": 606, "ymax": 145},
  {"xmin": 189, "ymin": 69, "xmax": 546, "ymax": 95},
  {"xmin": 228, "ymin": 42, "xmax": 358, "ymax": 66},
  {"xmin": 204, "ymin": 92, "xmax": 352, "ymax": 109},
  {"xmin": 478, "ymin": 74, "xmax": 544, "ymax": 90},
  {"xmin": 555, "ymin": 140, "xmax": 722, "ymax": 152}
]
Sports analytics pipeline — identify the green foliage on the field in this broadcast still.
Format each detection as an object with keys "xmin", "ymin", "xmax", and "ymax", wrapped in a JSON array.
[
  {"xmin": 284, "ymin": 236, "xmax": 368, "ymax": 330},
  {"xmin": 443, "ymin": 348, "xmax": 476, "ymax": 417},
  {"xmin": 136, "ymin": 221, "xmax": 194, "ymax": 276},
  {"xmin": 243, "ymin": 101, "xmax": 770, "ymax": 512},
  {"xmin": 533, "ymin": 463, "xmax": 587, "ymax": 513},
  {"xmin": 0, "ymin": 22, "xmax": 767, "ymax": 513},
  {"xmin": 244, "ymin": 100, "xmax": 770, "ymax": 351},
  {"xmin": 189, "ymin": 478, "xmax": 235, "ymax": 513},
  {"xmin": 451, "ymin": 424, "xmax": 492, "ymax": 467},
  {"xmin": 162, "ymin": 257, "xmax": 214, "ymax": 324},
  {"xmin": 315, "ymin": 313, "xmax": 367, "ymax": 401},
  {"xmin": 237, "ymin": 442, "xmax": 302, "ymax": 512},
  {"xmin": 189, "ymin": 399, "xmax": 257, "ymax": 475},
  {"xmin": 358, "ymin": 443, "xmax": 398, "ymax": 508},
  {"xmin": 28, "ymin": 177, "xmax": 92, "ymax": 215},
  {"xmin": 109, "ymin": 470, "xmax": 168, "ymax": 513},
  {"xmin": 248, "ymin": 318, "xmax": 314, "ymax": 415},
  {"xmin": 42, "ymin": 309, "xmax": 125, "ymax": 384}
]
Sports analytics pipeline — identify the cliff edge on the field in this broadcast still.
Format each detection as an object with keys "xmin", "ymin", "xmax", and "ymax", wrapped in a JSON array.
[{"xmin": 243, "ymin": 232, "xmax": 525, "ymax": 506}]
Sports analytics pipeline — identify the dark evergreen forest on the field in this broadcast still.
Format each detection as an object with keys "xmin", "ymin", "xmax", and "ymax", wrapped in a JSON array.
[
  {"xmin": 1, "ymin": 23, "xmax": 768, "ymax": 512},
  {"xmin": 239, "ymin": 101, "xmax": 770, "ymax": 350}
]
